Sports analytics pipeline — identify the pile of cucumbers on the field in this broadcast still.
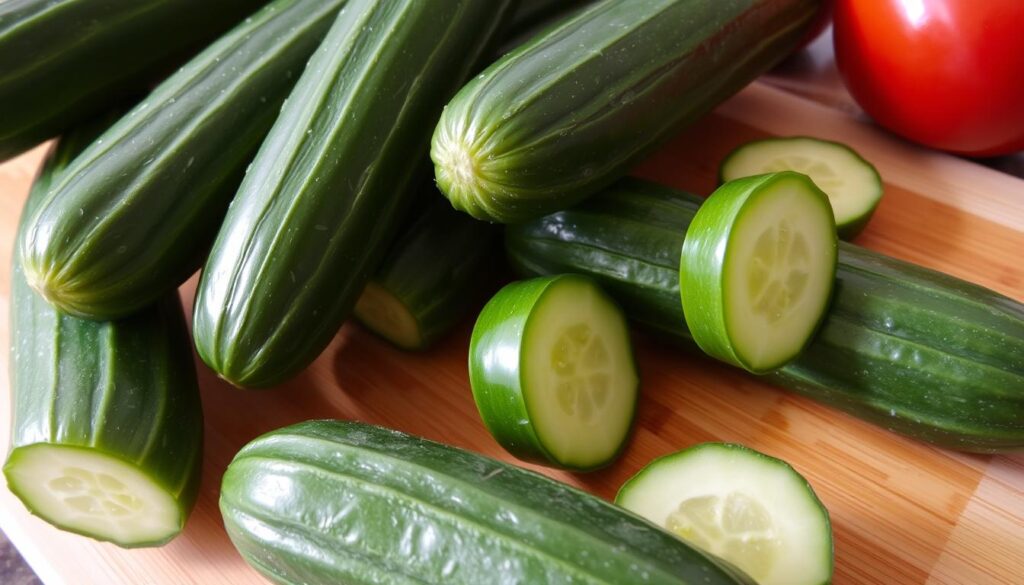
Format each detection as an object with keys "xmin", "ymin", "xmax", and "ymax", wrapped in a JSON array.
[{"xmin": 3, "ymin": 0, "xmax": 1022, "ymax": 583}]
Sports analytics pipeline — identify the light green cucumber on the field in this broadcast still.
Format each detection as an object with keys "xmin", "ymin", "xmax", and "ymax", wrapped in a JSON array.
[
  {"xmin": 469, "ymin": 274, "xmax": 639, "ymax": 470},
  {"xmin": 617, "ymin": 443, "xmax": 833, "ymax": 585},
  {"xmin": 720, "ymin": 137, "xmax": 883, "ymax": 239},
  {"xmin": 680, "ymin": 172, "xmax": 837, "ymax": 373}
]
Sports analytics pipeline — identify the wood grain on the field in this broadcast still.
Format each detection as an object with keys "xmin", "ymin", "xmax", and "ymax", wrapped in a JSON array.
[{"xmin": 0, "ymin": 82, "xmax": 1022, "ymax": 585}]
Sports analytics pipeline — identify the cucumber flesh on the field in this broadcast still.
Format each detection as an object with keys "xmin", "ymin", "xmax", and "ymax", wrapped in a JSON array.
[
  {"xmin": 681, "ymin": 172, "xmax": 837, "ymax": 373},
  {"xmin": 5, "ymin": 445, "xmax": 182, "ymax": 547},
  {"xmin": 523, "ymin": 276, "xmax": 637, "ymax": 464},
  {"xmin": 470, "ymin": 275, "xmax": 638, "ymax": 470},
  {"xmin": 353, "ymin": 282, "xmax": 422, "ymax": 349},
  {"xmin": 617, "ymin": 443, "xmax": 833, "ymax": 585},
  {"xmin": 720, "ymin": 137, "xmax": 883, "ymax": 239}
]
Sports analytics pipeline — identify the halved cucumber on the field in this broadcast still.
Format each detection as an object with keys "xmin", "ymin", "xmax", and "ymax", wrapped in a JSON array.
[
  {"xmin": 680, "ymin": 171, "xmax": 837, "ymax": 373},
  {"xmin": 469, "ymin": 274, "xmax": 638, "ymax": 470},
  {"xmin": 720, "ymin": 136, "xmax": 883, "ymax": 239},
  {"xmin": 616, "ymin": 443, "xmax": 833, "ymax": 585}
]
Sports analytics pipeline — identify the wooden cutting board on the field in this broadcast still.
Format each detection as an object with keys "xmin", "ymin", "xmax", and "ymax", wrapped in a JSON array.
[{"xmin": 0, "ymin": 82, "xmax": 1021, "ymax": 585}]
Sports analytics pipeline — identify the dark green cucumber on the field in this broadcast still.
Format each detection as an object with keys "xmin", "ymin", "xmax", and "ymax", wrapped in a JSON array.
[
  {"xmin": 354, "ymin": 194, "xmax": 498, "ymax": 350},
  {"xmin": 193, "ymin": 0, "xmax": 516, "ymax": 387},
  {"xmin": 18, "ymin": 0, "xmax": 346, "ymax": 320},
  {"xmin": 220, "ymin": 420, "xmax": 756, "ymax": 585},
  {"xmin": 431, "ymin": 0, "xmax": 823, "ymax": 223},
  {"xmin": 506, "ymin": 178, "xmax": 1024, "ymax": 452},
  {"xmin": 0, "ymin": 0, "xmax": 266, "ymax": 161},
  {"xmin": 4, "ymin": 123, "xmax": 203, "ymax": 547}
]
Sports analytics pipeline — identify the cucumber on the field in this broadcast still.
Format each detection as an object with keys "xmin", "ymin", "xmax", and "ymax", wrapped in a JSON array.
[
  {"xmin": 680, "ymin": 172, "xmax": 837, "ymax": 373},
  {"xmin": 18, "ymin": 0, "xmax": 347, "ymax": 320},
  {"xmin": 220, "ymin": 420, "xmax": 756, "ymax": 585},
  {"xmin": 505, "ymin": 178, "xmax": 1024, "ymax": 452},
  {"xmin": 4, "ymin": 123, "xmax": 203, "ymax": 547},
  {"xmin": 354, "ymin": 194, "xmax": 498, "ymax": 350},
  {"xmin": 469, "ymin": 275, "xmax": 638, "ymax": 470},
  {"xmin": 193, "ymin": 0, "xmax": 516, "ymax": 388},
  {"xmin": 720, "ymin": 137, "xmax": 883, "ymax": 239},
  {"xmin": 0, "ymin": 0, "xmax": 266, "ymax": 161},
  {"xmin": 617, "ymin": 443, "xmax": 833, "ymax": 585},
  {"xmin": 431, "ymin": 0, "xmax": 823, "ymax": 223}
]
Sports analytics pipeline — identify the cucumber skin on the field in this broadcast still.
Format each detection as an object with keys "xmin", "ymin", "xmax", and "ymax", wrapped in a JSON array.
[
  {"xmin": 5, "ymin": 124, "xmax": 204, "ymax": 547},
  {"xmin": 0, "ymin": 0, "xmax": 266, "ymax": 162},
  {"xmin": 432, "ymin": 0, "xmax": 823, "ymax": 223},
  {"xmin": 220, "ymin": 420, "xmax": 756, "ymax": 585},
  {"xmin": 680, "ymin": 172, "xmax": 837, "ymax": 373},
  {"xmin": 356, "ymin": 194, "xmax": 499, "ymax": 350},
  {"xmin": 193, "ymin": 0, "xmax": 517, "ymax": 388},
  {"xmin": 506, "ymin": 179, "xmax": 1024, "ymax": 452},
  {"xmin": 18, "ymin": 0, "xmax": 347, "ymax": 321}
]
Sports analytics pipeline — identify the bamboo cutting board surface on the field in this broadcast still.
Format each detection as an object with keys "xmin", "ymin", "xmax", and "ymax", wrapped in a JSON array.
[{"xmin": 0, "ymin": 82, "xmax": 1021, "ymax": 585}]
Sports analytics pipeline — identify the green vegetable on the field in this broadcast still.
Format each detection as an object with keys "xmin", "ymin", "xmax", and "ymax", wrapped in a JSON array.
[
  {"xmin": 193, "ymin": 0, "xmax": 516, "ymax": 387},
  {"xmin": 431, "ymin": 0, "xmax": 823, "ymax": 223},
  {"xmin": 506, "ymin": 178, "xmax": 1024, "ymax": 452},
  {"xmin": 617, "ymin": 443, "xmax": 833, "ymax": 585},
  {"xmin": 354, "ymin": 194, "xmax": 498, "ymax": 350},
  {"xmin": 0, "ymin": 0, "xmax": 266, "ymax": 161},
  {"xmin": 680, "ymin": 172, "xmax": 837, "ymax": 373},
  {"xmin": 220, "ymin": 420, "xmax": 757, "ymax": 585},
  {"xmin": 720, "ymin": 137, "xmax": 884, "ymax": 239},
  {"xmin": 469, "ymin": 275, "xmax": 638, "ymax": 470},
  {"xmin": 19, "ymin": 0, "xmax": 347, "ymax": 320},
  {"xmin": 4, "ymin": 123, "xmax": 203, "ymax": 547}
]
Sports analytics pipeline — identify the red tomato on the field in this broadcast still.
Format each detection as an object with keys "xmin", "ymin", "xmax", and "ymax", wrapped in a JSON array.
[{"xmin": 833, "ymin": 0, "xmax": 1024, "ymax": 156}]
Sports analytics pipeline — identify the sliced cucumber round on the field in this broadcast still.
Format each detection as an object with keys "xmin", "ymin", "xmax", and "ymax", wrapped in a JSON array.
[
  {"xmin": 5, "ymin": 445, "xmax": 185, "ymax": 547},
  {"xmin": 680, "ymin": 171, "xmax": 837, "ymax": 373},
  {"xmin": 469, "ymin": 274, "xmax": 638, "ymax": 471},
  {"xmin": 720, "ymin": 136, "xmax": 883, "ymax": 239},
  {"xmin": 354, "ymin": 282, "xmax": 423, "ymax": 350},
  {"xmin": 616, "ymin": 443, "xmax": 833, "ymax": 585}
]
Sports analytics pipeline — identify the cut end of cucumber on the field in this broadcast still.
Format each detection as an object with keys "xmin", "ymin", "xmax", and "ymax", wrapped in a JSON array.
[
  {"xmin": 4, "ymin": 444, "xmax": 184, "ymax": 547},
  {"xmin": 617, "ymin": 443, "xmax": 833, "ymax": 585},
  {"xmin": 720, "ymin": 137, "xmax": 882, "ymax": 239},
  {"xmin": 522, "ymin": 276, "xmax": 638, "ymax": 469},
  {"xmin": 681, "ymin": 172, "xmax": 837, "ymax": 374},
  {"xmin": 354, "ymin": 282, "xmax": 423, "ymax": 350}
]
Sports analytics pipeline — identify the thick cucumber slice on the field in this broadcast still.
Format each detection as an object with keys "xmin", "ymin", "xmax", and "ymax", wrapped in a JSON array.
[
  {"xmin": 720, "ymin": 137, "xmax": 883, "ymax": 239},
  {"xmin": 5, "ymin": 446, "xmax": 183, "ymax": 546},
  {"xmin": 680, "ymin": 172, "xmax": 837, "ymax": 373},
  {"xmin": 616, "ymin": 443, "xmax": 833, "ymax": 585},
  {"xmin": 469, "ymin": 274, "xmax": 638, "ymax": 470}
]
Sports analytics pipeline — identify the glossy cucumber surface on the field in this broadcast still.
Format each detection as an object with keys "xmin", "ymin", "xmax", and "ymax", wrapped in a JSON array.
[
  {"xmin": 220, "ymin": 420, "xmax": 756, "ymax": 585},
  {"xmin": 20, "ymin": 0, "xmax": 346, "ymax": 320},
  {"xmin": 193, "ymin": 0, "xmax": 516, "ymax": 387},
  {"xmin": 0, "ymin": 0, "xmax": 266, "ymax": 161},
  {"xmin": 5, "ymin": 122, "xmax": 203, "ymax": 547},
  {"xmin": 506, "ymin": 178, "xmax": 1024, "ymax": 452},
  {"xmin": 432, "ymin": 0, "xmax": 822, "ymax": 223}
]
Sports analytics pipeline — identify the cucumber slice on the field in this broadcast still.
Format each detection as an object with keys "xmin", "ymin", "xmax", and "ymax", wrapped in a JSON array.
[
  {"xmin": 5, "ymin": 446, "xmax": 184, "ymax": 546},
  {"xmin": 469, "ymin": 274, "xmax": 638, "ymax": 470},
  {"xmin": 616, "ymin": 443, "xmax": 833, "ymax": 585},
  {"xmin": 680, "ymin": 171, "xmax": 837, "ymax": 373},
  {"xmin": 720, "ymin": 136, "xmax": 883, "ymax": 239}
]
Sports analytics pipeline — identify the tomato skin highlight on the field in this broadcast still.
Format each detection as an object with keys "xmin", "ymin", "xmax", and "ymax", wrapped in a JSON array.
[{"xmin": 833, "ymin": 0, "xmax": 1024, "ymax": 156}]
